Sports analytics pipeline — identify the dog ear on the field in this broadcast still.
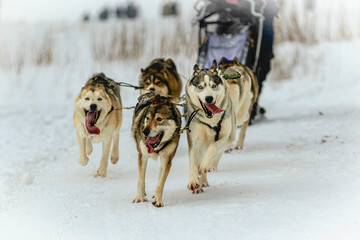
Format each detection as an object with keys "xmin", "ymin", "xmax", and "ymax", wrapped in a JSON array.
[
  {"xmin": 219, "ymin": 57, "xmax": 227, "ymax": 64},
  {"xmin": 193, "ymin": 64, "xmax": 199, "ymax": 72},
  {"xmin": 193, "ymin": 64, "xmax": 201, "ymax": 75},
  {"xmin": 233, "ymin": 57, "xmax": 239, "ymax": 64},
  {"xmin": 209, "ymin": 60, "xmax": 218, "ymax": 74}
]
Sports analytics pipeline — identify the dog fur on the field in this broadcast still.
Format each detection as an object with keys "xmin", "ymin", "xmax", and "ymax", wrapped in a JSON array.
[
  {"xmin": 219, "ymin": 57, "xmax": 259, "ymax": 149},
  {"xmin": 185, "ymin": 60, "xmax": 236, "ymax": 194},
  {"xmin": 140, "ymin": 58, "xmax": 182, "ymax": 103},
  {"xmin": 132, "ymin": 93, "xmax": 181, "ymax": 207},
  {"xmin": 73, "ymin": 73, "xmax": 122, "ymax": 177}
]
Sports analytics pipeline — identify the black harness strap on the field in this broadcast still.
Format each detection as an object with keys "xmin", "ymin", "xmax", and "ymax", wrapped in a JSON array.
[
  {"xmin": 106, "ymin": 106, "xmax": 115, "ymax": 117},
  {"xmin": 154, "ymin": 135, "xmax": 177, "ymax": 154},
  {"xmin": 203, "ymin": 111, "xmax": 226, "ymax": 142},
  {"xmin": 178, "ymin": 109, "xmax": 200, "ymax": 135}
]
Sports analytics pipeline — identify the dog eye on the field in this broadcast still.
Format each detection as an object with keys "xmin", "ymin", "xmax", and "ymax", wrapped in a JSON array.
[
  {"xmin": 98, "ymin": 98, "xmax": 102, "ymax": 101},
  {"xmin": 198, "ymin": 86, "xmax": 203, "ymax": 90},
  {"xmin": 212, "ymin": 85, "xmax": 217, "ymax": 88},
  {"xmin": 85, "ymin": 97, "xmax": 90, "ymax": 100},
  {"xmin": 156, "ymin": 117, "xmax": 163, "ymax": 121}
]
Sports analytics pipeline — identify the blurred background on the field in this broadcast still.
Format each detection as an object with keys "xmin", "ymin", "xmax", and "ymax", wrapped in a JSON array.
[{"xmin": 0, "ymin": 0, "xmax": 359, "ymax": 103}]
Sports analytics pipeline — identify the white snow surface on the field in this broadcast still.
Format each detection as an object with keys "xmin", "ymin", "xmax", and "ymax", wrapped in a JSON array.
[{"xmin": 0, "ymin": 26, "xmax": 360, "ymax": 239}]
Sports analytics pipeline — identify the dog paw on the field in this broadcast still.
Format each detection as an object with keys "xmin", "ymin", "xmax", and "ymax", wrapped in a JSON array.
[
  {"xmin": 192, "ymin": 187, "xmax": 204, "ymax": 194},
  {"xmin": 201, "ymin": 181, "xmax": 209, "ymax": 188},
  {"xmin": 187, "ymin": 181, "xmax": 204, "ymax": 194},
  {"xmin": 225, "ymin": 148, "xmax": 233, "ymax": 153},
  {"xmin": 152, "ymin": 200, "xmax": 164, "ymax": 207},
  {"xmin": 133, "ymin": 196, "xmax": 148, "ymax": 203},
  {"xmin": 111, "ymin": 156, "xmax": 119, "ymax": 164},
  {"xmin": 187, "ymin": 181, "xmax": 200, "ymax": 192},
  {"xmin": 235, "ymin": 145, "xmax": 244, "ymax": 150},
  {"xmin": 94, "ymin": 170, "xmax": 106, "ymax": 178},
  {"xmin": 78, "ymin": 157, "xmax": 89, "ymax": 166},
  {"xmin": 152, "ymin": 196, "xmax": 164, "ymax": 207}
]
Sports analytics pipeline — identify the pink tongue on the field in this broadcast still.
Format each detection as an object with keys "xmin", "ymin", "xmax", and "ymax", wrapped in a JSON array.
[
  {"xmin": 85, "ymin": 112, "xmax": 100, "ymax": 135},
  {"xmin": 144, "ymin": 134, "xmax": 161, "ymax": 154},
  {"xmin": 205, "ymin": 104, "xmax": 224, "ymax": 114}
]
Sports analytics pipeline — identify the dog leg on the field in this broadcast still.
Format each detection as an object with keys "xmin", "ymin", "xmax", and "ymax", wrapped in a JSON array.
[
  {"xmin": 235, "ymin": 119, "xmax": 249, "ymax": 150},
  {"xmin": 94, "ymin": 137, "xmax": 112, "ymax": 178},
  {"xmin": 226, "ymin": 109, "xmax": 237, "ymax": 153},
  {"xmin": 198, "ymin": 138, "xmax": 228, "ymax": 174},
  {"xmin": 200, "ymin": 174, "xmax": 209, "ymax": 188},
  {"xmin": 110, "ymin": 133, "xmax": 119, "ymax": 164},
  {"xmin": 86, "ymin": 138, "xmax": 93, "ymax": 156},
  {"xmin": 152, "ymin": 154, "xmax": 174, "ymax": 207},
  {"xmin": 133, "ymin": 153, "xmax": 148, "ymax": 203},
  {"xmin": 187, "ymin": 148, "xmax": 203, "ymax": 194},
  {"xmin": 77, "ymin": 133, "xmax": 89, "ymax": 166}
]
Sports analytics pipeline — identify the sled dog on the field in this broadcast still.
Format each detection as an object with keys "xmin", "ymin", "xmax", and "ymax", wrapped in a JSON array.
[
  {"xmin": 185, "ymin": 60, "xmax": 236, "ymax": 194},
  {"xmin": 132, "ymin": 93, "xmax": 181, "ymax": 207},
  {"xmin": 139, "ymin": 58, "xmax": 182, "ymax": 103},
  {"xmin": 219, "ymin": 57, "xmax": 259, "ymax": 149},
  {"xmin": 73, "ymin": 73, "xmax": 122, "ymax": 177}
]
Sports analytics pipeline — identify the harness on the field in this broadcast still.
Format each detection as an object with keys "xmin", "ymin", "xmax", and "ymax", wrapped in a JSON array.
[
  {"xmin": 202, "ymin": 111, "xmax": 226, "ymax": 142},
  {"xmin": 154, "ymin": 134, "xmax": 178, "ymax": 154},
  {"xmin": 106, "ymin": 106, "xmax": 115, "ymax": 117}
]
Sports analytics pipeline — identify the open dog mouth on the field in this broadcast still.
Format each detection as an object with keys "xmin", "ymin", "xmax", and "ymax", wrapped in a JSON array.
[
  {"xmin": 84, "ymin": 109, "xmax": 101, "ymax": 134},
  {"xmin": 144, "ymin": 131, "xmax": 164, "ymax": 154},
  {"xmin": 199, "ymin": 99, "xmax": 224, "ymax": 118}
]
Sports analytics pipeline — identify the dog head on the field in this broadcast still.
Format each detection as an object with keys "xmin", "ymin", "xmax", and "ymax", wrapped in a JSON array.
[
  {"xmin": 186, "ymin": 60, "xmax": 226, "ymax": 118},
  {"xmin": 75, "ymin": 84, "xmax": 112, "ymax": 135},
  {"xmin": 140, "ymin": 95, "xmax": 180, "ymax": 154},
  {"xmin": 140, "ymin": 62, "xmax": 170, "ymax": 97},
  {"xmin": 218, "ymin": 57, "xmax": 241, "ymax": 71}
]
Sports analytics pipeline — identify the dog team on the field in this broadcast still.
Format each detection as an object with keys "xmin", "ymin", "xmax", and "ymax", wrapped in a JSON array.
[{"xmin": 73, "ymin": 57, "xmax": 258, "ymax": 207}]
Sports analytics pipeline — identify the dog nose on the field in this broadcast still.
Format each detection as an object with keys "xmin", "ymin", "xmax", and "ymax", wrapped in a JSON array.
[
  {"xmin": 143, "ymin": 128, "xmax": 150, "ymax": 137},
  {"xmin": 149, "ymin": 87, "xmax": 155, "ymax": 91},
  {"xmin": 90, "ymin": 104, "xmax": 97, "ymax": 111},
  {"xmin": 205, "ymin": 96, "xmax": 213, "ymax": 104}
]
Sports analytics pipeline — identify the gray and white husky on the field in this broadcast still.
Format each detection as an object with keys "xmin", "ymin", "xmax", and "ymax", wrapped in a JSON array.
[{"xmin": 185, "ymin": 60, "xmax": 236, "ymax": 194}]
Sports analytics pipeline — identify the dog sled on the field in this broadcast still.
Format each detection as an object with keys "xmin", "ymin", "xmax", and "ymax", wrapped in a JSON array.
[{"xmin": 193, "ymin": 0, "xmax": 277, "ymax": 120}]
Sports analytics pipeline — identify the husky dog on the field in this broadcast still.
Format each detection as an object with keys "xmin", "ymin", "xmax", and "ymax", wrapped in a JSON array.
[
  {"xmin": 140, "ymin": 58, "xmax": 182, "ymax": 103},
  {"xmin": 132, "ymin": 93, "xmax": 181, "ymax": 207},
  {"xmin": 185, "ymin": 60, "xmax": 236, "ymax": 194},
  {"xmin": 73, "ymin": 73, "xmax": 122, "ymax": 177},
  {"xmin": 219, "ymin": 57, "xmax": 259, "ymax": 149}
]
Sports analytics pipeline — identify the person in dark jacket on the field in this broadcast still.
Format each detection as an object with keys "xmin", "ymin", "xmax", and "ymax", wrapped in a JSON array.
[{"xmin": 246, "ymin": 0, "xmax": 278, "ymax": 121}]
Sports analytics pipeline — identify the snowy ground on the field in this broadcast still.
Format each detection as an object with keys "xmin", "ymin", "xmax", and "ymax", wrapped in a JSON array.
[{"xmin": 1, "ymin": 27, "xmax": 360, "ymax": 240}]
